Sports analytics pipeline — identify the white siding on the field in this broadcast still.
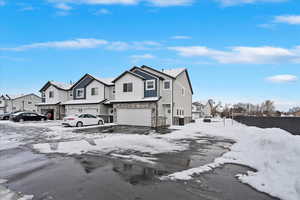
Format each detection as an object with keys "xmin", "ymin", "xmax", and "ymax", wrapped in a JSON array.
[
  {"xmin": 65, "ymin": 104, "xmax": 101, "ymax": 116},
  {"xmin": 44, "ymin": 85, "xmax": 69, "ymax": 104},
  {"xmin": 86, "ymin": 80, "xmax": 105, "ymax": 101},
  {"xmin": 114, "ymin": 73, "xmax": 144, "ymax": 101},
  {"xmin": 6, "ymin": 94, "xmax": 41, "ymax": 113},
  {"xmin": 173, "ymin": 71, "xmax": 192, "ymax": 118}
]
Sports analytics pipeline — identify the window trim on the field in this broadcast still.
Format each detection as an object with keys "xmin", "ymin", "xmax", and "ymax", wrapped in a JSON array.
[
  {"xmin": 91, "ymin": 87, "xmax": 99, "ymax": 96},
  {"xmin": 163, "ymin": 80, "xmax": 171, "ymax": 90},
  {"xmin": 146, "ymin": 80, "xmax": 156, "ymax": 91},
  {"xmin": 123, "ymin": 82, "xmax": 133, "ymax": 93},
  {"xmin": 76, "ymin": 88, "xmax": 85, "ymax": 98},
  {"xmin": 49, "ymin": 91, "xmax": 54, "ymax": 98}
]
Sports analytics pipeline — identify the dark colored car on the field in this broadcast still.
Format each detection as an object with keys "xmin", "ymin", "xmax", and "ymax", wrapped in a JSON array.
[
  {"xmin": 0, "ymin": 113, "xmax": 11, "ymax": 120},
  {"xmin": 203, "ymin": 116, "xmax": 212, "ymax": 123},
  {"xmin": 10, "ymin": 112, "xmax": 47, "ymax": 122}
]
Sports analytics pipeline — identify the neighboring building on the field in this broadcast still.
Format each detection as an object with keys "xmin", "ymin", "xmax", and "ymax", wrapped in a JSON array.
[
  {"xmin": 293, "ymin": 111, "xmax": 300, "ymax": 117},
  {"xmin": 192, "ymin": 100, "xmax": 212, "ymax": 119},
  {"xmin": 62, "ymin": 74, "xmax": 114, "ymax": 122},
  {"xmin": 192, "ymin": 102, "xmax": 204, "ymax": 119},
  {"xmin": 0, "ymin": 94, "xmax": 41, "ymax": 114},
  {"xmin": 37, "ymin": 74, "xmax": 115, "ymax": 121},
  {"xmin": 37, "ymin": 81, "xmax": 72, "ymax": 120},
  {"xmin": 111, "ymin": 65, "xmax": 193, "ymax": 127}
]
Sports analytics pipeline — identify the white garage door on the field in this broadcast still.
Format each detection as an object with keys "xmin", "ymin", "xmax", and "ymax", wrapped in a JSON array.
[{"xmin": 117, "ymin": 109, "xmax": 152, "ymax": 126}]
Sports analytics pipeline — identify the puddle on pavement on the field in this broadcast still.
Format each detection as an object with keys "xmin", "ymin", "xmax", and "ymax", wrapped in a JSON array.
[{"xmin": 0, "ymin": 135, "xmax": 277, "ymax": 200}]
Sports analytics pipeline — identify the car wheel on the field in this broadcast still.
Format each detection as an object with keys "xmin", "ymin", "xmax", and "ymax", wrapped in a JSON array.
[
  {"xmin": 98, "ymin": 120, "xmax": 104, "ymax": 125},
  {"xmin": 76, "ymin": 121, "xmax": 83, "ymax": 127},
  {"xmin": 19, "ymin": 118, "xmax": 24, "ymax": 123}
]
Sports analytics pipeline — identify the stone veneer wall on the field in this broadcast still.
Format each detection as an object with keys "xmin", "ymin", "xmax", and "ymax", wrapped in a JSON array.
[{"xmin": 113, "ymin": 102, "xmax": 158, "ymax": 127}]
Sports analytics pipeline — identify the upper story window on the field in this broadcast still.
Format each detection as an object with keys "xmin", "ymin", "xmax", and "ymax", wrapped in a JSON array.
[
  {"xmin": 0, "ymin": 100, "xmax": 2, "ymax": 104},
  {"xmin": 76, "ymin": 88, "xmax": 84, "ymax": 98},
  {"xmin": 28, "ymin": 101, "xmax": 32, "ymax": 104},
  {"xmin": 49, "ymin": 91, "xmax": 54, "ymax": 98},
  {"xmin": 123, "ymin": 83, "xmax": 133, "ymax": 92},
  {"xmin": 146, "ymin": 80, "xmax": 155, "ymax": 90},
  {"xmin": 163, "ymin": 80, "xmax": 170, "ymax": 90},
  {"xmin": 91, "ymin": 88, "xmax": 99, "ymax": 96},
  {"xmin": 41, "ymin": 92, "xmax": 45, "ymax": 98},
  {"xmin": 181, "ymin": 87, "xmax": 185, "ymax": 96}
]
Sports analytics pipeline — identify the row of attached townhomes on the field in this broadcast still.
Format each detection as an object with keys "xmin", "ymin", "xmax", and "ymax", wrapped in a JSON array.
[
  {"xmin": 37, "ymin": 65, "xmax": 193, "ymax": 127},
  {"xmin": 0, "ymin": 94, "xmax": 42, "ymax": 114}
]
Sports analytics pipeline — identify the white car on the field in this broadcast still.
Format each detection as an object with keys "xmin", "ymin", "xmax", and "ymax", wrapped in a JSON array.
[{"xmin": 62, "ymin": 114, "xmax": 104, "ymax": 127}]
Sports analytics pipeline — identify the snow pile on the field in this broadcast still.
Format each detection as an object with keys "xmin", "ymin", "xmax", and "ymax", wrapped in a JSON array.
[
  {"xmin": 34, "ymin": 133, "xmax": 188, "ymax": 156},
  {"xmin": 0, "ymin": 179, "xmax": 33, "ymax": 200},
  {"xmin": 164, "ymin": 120, "xmax": 300, "ymax": 200},
  {"xmin": 110, "ymin": 154, "xmax": 158, "ymax": 164}
]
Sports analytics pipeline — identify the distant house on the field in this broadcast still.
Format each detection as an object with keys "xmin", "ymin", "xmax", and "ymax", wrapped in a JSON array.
[
  {"xmin": 111, "ymin": 65, "xmax": 193, "ymax": 127},
  {"xmin": 293, "ymin": 111, "xmax": 300, "ymax": 117},
  {"xmin": 37, "ymin": 74, "xmax": 115, "ymax": 121},
  {"xmin": 192, "ymin": 100, "xmax": 212, "ymax": 119},
  {"xmin": 0, "ymin": 94, "xmax": 41, "ymax": 114}
]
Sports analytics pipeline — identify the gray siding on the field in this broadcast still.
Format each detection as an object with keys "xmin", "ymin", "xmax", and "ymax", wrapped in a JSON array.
[
  {"xmin": 72, "ymin": 76, "xmax": 94, "ymax": 99},
  {"xmin": 133, "ymin": 69, "xmax": 158, "ymax": 98}
]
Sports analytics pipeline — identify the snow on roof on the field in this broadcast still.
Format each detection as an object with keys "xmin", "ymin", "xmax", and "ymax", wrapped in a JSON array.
[
  {"xmin": 94, "ymin": 77, "xmax": 115, "ymax": 86},
  {"xmin": 162, "ymin": 68, "xmax": 186, "ymax": 78},
  {"xmin": 36, "ymin": 102, "xmax": 61, "ymax": 106},
  {"xmin": 50, "ymin": 81, "xmax": 73, "ymax": 90},
  {"xmin": 6, "ymin": 94, "xmax": 28, "ymax": 99},
  {"xmin": 61, "ymin": 99, "xmax": 105, "ymax": 105}
]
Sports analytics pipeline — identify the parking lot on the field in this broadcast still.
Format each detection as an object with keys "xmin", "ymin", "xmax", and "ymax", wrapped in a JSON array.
[{"xmin": 0, "ymin": 120, "xmax": 279, "ymax": 200}]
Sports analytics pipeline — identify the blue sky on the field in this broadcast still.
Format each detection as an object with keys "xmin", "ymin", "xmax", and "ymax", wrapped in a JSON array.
[{"xmin": 0, "ymin": 0, "xmax": 299, "ymax": 110}]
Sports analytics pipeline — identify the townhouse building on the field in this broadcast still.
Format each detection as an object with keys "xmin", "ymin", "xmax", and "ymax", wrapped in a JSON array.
[{"xmin": 0, "ymin": 94, "xmax": 41, "ymax": 114}]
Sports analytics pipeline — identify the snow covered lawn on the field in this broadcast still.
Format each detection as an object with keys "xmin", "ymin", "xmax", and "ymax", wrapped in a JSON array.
[{"xmin": 163, "ymin": 120, "xmax": 300, "ymax": 200}]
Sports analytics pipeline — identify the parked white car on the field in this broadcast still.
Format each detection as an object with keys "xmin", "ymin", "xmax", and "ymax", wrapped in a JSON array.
[{"xmin": 62, "ymin": 114, "xmax": 104, "ymax": 127}]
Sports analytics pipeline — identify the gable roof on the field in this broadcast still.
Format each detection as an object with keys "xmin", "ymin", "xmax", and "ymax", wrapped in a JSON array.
[
  {"xmin": 141, "ymin": 65, "xmax": 193, "ymax": 94},
  {"xmin": 70, "ymin": 73, "xmax": 114, "ymax": 90},
  {"xmin": 129, "ymin": 66, "xmax": 165, "ymax": 80},
  {"xmin": 6, "ymin": 93, "xmax": 41, "ymax": 100},
  {"xmin": 40, "ymin": 81, "xmax": 72, "ymax": 92},
  {"xmin": 140, "ymin": 65, "xmax": 175, "ymax": 79},
  {"xmin": 163, "ymin": 68, "xmax": 186, "ymax": 78},
  {"xmin": 112, "ymin": 71, "xmax": 146, "ymax": 83}
]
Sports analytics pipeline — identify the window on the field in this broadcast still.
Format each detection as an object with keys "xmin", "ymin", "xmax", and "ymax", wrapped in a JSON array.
[
  {"xmin": 181, "ymin": 87, "xmax": 185, "ymax": 96},
  {"xmin": 164, "ymin": 80, "xmax": 170, "ymax": 90},
  {"xmin": 41, "ymin": 92, "xmax": 45, "ymax": 98},
  {"xmin": 28, "ymin": 101, "xmax": 32, "ymax": 104},
  {"xmin": 0, "ymin": 100, "xmax": 2, "ymax": 104},
  {"xmin": 91, "ymin": 88, "xmax": 99, "ymax": 96},
  {"xmin": 76, "ymin": 88, "xmax": 84, "ymax": 98},
  {"xmin": 70, "ymin": 91, "xmax": 73, "ymax": 97},
  {"xmin": 78, "ymin": 108, "xmax": 83, "ymax": 112},
  {"xmin": 49, "ymin": 91, "xmax": 54, "ymax": 98},
  {"xmin": 146, "ymin": 80, "xmax": 155, "ymax": 90},
  {"xmin": 123, "ymin": 83, "xmax": 133, "ymax": 92}
]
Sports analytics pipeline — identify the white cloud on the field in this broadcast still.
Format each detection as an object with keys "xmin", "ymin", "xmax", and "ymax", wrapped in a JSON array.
[
  {"xmin": 131, "ymin": 53, "xmax": 155, "ymax": 59},
  {"xmin": 47, "ymin": 0, "xmax": 193, "ymax": 7},
  {"xmin": 55, "ymin": 3, "xmax": 72, "ymax": 10},
  {"xmin": 0, "ymin": 39, "xmax": 161, "ymax": 52},
  {"xmin": 95, "ymin": 8, "xmax": 111, "ymax": 15},
  {"xmin": 171, "ymin": 35, "xmax": 191, "ymax": 40},
  {"xmin": 217, "ymin": 0, "xmax": 287, "ymax": 6},
  {"xmin": 0, "ymin": 38, "xmax": 108, "ymax": 51},
  {"xmin": 19, "ymin": 6, "xmax": 35, "ymax": 11},
  {"xmin": 0, "ymin": 0, "xmax": 5, "ymax": 6},
  {"xmin": 169, "ymin": 45, "xmax": 300, "ymax": 64},
  {"xmin": 266, "ymin": 74, "xmax": 298, "ymax": 83},
  {"xmin": 147, "ymin": 0, "xmax": 193, "ymax": 7},
  {"xmin": 274, "ymin": 15, "xmax": 300, "ymax": 25}
]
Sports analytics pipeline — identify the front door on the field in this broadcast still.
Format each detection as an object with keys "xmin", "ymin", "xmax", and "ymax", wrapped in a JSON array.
[{"xmin": 163, "ymin": 104, "xmax": 171, "ymax": 126}]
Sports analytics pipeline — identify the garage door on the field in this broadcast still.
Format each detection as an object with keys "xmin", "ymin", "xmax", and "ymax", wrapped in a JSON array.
[{"xmin": 117, "ymin": 109, "xmax": 152, "ymax": 126}]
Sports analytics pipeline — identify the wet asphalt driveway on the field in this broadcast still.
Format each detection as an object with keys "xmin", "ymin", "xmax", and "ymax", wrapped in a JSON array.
[{"xmin": 0, "ymin": 122, "xmax": 278, "ymax": 200}]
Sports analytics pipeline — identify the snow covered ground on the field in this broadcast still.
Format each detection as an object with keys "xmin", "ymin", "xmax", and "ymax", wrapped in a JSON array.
[
  {"xmin": 0, "ymin": 179, "xmax": 33, "ymax": 200},
  {"xmin": 1, "ymin": 119, "xmax": 300, "ymax": 200},
  {"xmin": 163, "ymin": 120, "xmax": 300, "ymax": 200}
]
